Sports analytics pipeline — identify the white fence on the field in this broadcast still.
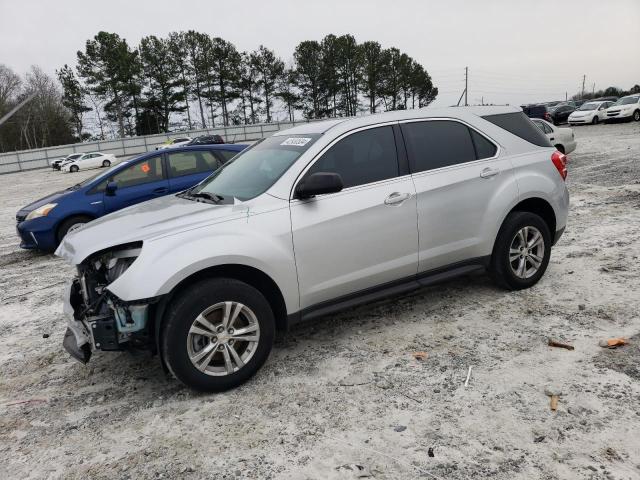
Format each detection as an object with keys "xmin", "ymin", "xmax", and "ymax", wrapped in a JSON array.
[{"xmin": 0, "ymin": 119, "xmax": 320, "ymax": 175}]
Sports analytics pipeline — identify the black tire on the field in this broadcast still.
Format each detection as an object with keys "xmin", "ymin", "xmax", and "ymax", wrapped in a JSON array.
[
  {"xmin": 69, "ymin": 165, "xmax": 79, "ymax": 173},
  {"xmin": 489, "ymin": 211, "xmax": 552, "ymax": 291},
  {"xmin": 633, "ymin": 110, "xmax": 640, "ymax": 122},
  {"xmin": 56, "ymin": 215, "xmax": 93, "ymax": 243},
  {"xmin": 102, "ymin": 159, "xmax": 111, "ymax": 167},
  {"xmin": 592, "ymin": 116, "xmax": 599, "ymax": 125},
  {"xmin": 162, "ymin": 278, "xmax": 275, "ymax": 392},
  {"xmin": 554, "ymin": 144, "xmax": 565, "ymax": 154}
]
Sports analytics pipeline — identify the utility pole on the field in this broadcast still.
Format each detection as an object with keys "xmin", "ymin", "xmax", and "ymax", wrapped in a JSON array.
[
  {"xmin": 581, "ymin": 74, "xmax": 586, "ymax": 99},
  {"xmin": 464, "ymin": 66, "xmax": 468, "ymax": 106}
]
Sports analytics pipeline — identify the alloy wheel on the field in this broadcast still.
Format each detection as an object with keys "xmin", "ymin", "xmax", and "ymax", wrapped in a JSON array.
[
  {"xmin": 186, "ymin": 301, "xmax": 260, "ymax": 376},
  {"xmin": 509, "ymin": 226, "xmax": 545, "ymax": 279}
]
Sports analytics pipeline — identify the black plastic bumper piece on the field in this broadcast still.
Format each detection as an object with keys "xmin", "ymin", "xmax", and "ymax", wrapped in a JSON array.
[{"xmin": 63, "ymin": 327, "xmax": 92, "ymax": 364}]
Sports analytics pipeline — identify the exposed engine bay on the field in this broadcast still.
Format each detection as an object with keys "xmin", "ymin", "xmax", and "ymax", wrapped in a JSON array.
[{"xmin": 63, "ymin": 242, "xmax": 155, "ymax": 363}]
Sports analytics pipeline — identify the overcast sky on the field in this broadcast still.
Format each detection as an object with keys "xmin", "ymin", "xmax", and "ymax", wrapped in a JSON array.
[{"xmin": 1, "ymin": 0, "xmax": 639, "ymax": 108}]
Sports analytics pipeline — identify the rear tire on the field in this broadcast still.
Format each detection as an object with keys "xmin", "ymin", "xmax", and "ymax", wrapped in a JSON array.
[
  {"xmin": 102, "ymin": 159, "xmax": 111, "ymax": 167},
  {"xmin": 554, "ymin": 144, "xmax": 565, "ymax": 154},
  {"xmin": 162, "ymin": 278, "xmax": 275, "ymax": 392},
  {"xmin": 69, "ymin": 165, "xmax": 79, "ymax": 173},
  {"xmin": 57, "ymin": 215, "xmax": 93, "ymax": 243},
  {"xmin": 633, "ymin": 110, "xmax": 640, "ymax": 122},
  {"xmin": 489, "ymin": 211, "xmax": 552, "ymax": 290}
]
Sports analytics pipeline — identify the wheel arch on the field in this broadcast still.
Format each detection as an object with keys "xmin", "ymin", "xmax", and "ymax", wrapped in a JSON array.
[
  {"xmin": 152, "ymin": 262, "xmax": 288, "ymax": 339},
  {"xmin": 508, "ymin": 197, "xmax": 556, "ymax": 239},
  {"xmin": 55, "ymin": 213, "xmax": 96, "ymax": 242}
]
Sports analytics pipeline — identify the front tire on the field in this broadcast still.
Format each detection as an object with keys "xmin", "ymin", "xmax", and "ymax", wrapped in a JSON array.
[
  {"xmin": 162, "ymin": 278, "xmax": 275, "ymax": 392},
  {"xmin": 592, "ymin": 115, "xmax": 599, "ymax": 125},
  {"xmin": 57, "ymin": 215, "xmax": 92, "ymax": 243},
  {"xmin": 633, "ymin": 110, "xmax": 640, "ymax": 122},
  {"xmin": 69, "ymin": 165, "xmax": 79, "ymax": 173},
  {"xmin": 489, "ymin": 211, "xmax": 552, "ymax": 290}
]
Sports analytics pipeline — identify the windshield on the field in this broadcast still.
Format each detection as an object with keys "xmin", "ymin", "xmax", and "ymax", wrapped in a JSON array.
[
  {"xmin": 614, "ymin": 96, "xmax": 639, "ymax": 106},
  {"xmin": 68, "ymin": 162, "xmax": 129, "ymax": 190},
  {"xmin": 190, "ymin": 134, "xmax": 320, "ymax": 201},
  {"xmin": 578, "ymin": 102, "xmax": 598, "ymax": 111}
]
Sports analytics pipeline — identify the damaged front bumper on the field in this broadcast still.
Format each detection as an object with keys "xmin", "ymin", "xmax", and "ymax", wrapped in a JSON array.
[{"xmin": 62, "ymin": 277, "xmax": 154, "ymax": 364}]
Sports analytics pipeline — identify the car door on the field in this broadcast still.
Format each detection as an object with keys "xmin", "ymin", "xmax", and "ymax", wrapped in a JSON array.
[
  {"xmin": 102, "ymin": 155, "xmax": 170, "ymax": 213},
  {"xmin": 400, "ymin": 119, "xmax": 518, "ymax": 273},
  {"xmin": 290, "ymin": 124, "xmax": 419, "ymax": 309},
  {"xmin": 166, "ymin": 149, "xmax": 222, "ymax": 192}
]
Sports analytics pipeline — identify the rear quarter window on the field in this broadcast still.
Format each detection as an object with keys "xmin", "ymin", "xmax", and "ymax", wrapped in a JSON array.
[{"xmin": 482, "ymin": 112, "xmax": 552, "ymax": 147}]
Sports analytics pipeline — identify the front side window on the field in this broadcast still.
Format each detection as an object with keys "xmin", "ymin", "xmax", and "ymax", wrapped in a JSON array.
[
  {"xmin": 191, "ymin": 134, "xmax": 320, "ymax": 201},
  {"xmin": 305, "ymin": 126, "xmax": 399, "ymax": 189},
  {"xmin": 167, "ymin": 151, "xmax": 219, "ymax": 178},
  {"xmin": 401, "ymin": 120, "xmax": 476, "ymax": 173},
  {"xmin": 111, "ymin": 156, "xmax": 164, "ymax": 188}
]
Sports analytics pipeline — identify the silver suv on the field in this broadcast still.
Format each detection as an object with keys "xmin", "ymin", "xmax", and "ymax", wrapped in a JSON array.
[{"xmin": 57, "ymin": 106, "xmax": 569, "ymax": 392}]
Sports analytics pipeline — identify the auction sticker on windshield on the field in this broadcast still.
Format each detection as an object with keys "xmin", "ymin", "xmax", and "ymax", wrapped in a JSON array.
[{"xmin": 280, "ymin": 137, "xmax": 312, "ymax": 147}]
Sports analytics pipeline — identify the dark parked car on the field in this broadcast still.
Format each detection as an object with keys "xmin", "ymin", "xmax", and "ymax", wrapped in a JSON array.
[
  {"xmin": 16, "ymin": 144, "xmax": 247, "ymax": 251},
  {"xmin": 547, "ymin": 104, "xmax": 576, "ymax": 125},
  {"xmin": 187, "ymin": 134, "xmax": 225, "ymax": 146},
  {"xmin": 521, "ymin": 104, "xmax": 553, "ymax": 123}
]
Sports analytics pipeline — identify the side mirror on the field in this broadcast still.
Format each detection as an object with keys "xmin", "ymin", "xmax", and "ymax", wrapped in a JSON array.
[
  {"xmin": 295, "ymin": 172, "xmax": 344, "ymax": 199},
  {"xmin": 105, "ymin": 181, "xmax": 118, "ymax": 196}
]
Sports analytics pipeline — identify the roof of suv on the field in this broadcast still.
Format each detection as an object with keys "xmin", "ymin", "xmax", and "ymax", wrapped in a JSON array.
[{"xmin": 275, "ymin": 106, "xmax": 521, "ymax": 136}]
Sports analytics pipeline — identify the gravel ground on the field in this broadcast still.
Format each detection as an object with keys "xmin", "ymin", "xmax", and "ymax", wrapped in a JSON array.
[{"xmin": 1, "ymin": 122, "xmax": 639, "ymax": 480}]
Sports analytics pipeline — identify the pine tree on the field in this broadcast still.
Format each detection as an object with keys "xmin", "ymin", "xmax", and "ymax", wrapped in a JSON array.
[
  {"xmin": 250, "ymin": 46, "xmax": 284, "ymax": 123},
  {"xmin": 209, "ymin": 37, "xmax": 241, "ymax": 127},
  {"xmin": 294, "ymin": 40, "xmax": 324, "ymax": 118},
  {"xmin": 56, "ymin": 64, "xmax": 90, "ymax": 139}
]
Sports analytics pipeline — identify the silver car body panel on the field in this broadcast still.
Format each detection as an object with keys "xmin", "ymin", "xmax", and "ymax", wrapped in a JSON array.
[{"xmin": 56, "ymin": 105, "xmax": 569, "ymax": 318}]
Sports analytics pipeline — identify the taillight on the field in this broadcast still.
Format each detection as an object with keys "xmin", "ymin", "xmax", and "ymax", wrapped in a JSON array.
[
  {"xmin": 544, "ymin": 112, "xmax": 551, "ymax": 121},
  {"xmin": 551, "ymin": 151, "xmax": 567, "ymax": 180}
]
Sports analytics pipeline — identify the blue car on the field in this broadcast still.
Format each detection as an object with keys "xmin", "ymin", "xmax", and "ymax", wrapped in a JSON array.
[{"xmin": 16, "ymin": 144, "xmax": 247, "ymax": 251}]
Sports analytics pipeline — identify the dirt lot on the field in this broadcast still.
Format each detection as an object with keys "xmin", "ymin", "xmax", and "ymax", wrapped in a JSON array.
[{"xmin": 1, "ymin": 123, "xmax": 639, "ymax": 480}]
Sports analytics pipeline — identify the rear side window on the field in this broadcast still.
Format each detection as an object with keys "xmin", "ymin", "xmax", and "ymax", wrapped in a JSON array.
[
  {"xmin": 167, "ymin": 151, "xmax": 219, "ymax": 178},
  {"xmin": 306, "ymin": 126, "xmax": 399, "ymax": 188},
  {"xmin": 482, "ymin": 112, "xmax": 552, "ymax": 147},
  {"xmin": 401, "ymin": 120, "xmax": 476, "ymax": 173},
  {"xmin": 470, "ymin": 129, "xmax": 497, "ymax": 159}
]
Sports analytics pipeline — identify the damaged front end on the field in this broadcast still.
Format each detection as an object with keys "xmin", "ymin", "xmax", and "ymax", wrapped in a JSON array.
[{"xmin": 62, "ymin": 242, "xmax": 156, "ymax": 364}]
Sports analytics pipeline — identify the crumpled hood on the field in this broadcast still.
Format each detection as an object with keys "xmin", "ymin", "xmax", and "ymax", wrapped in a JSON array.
[
  {"xmin": 569, "ymin": 110, "xmax": 592, "ymax": 117},
  {"xmin": 17, "ymin": 190, "xmax": 69, "ymax": 217},
  {"xmin": 55, "ymin": 194, "xmax": 249, "ymax": 264}
]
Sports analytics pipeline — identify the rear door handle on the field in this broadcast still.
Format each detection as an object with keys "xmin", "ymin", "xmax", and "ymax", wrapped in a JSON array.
[
  {"xmin": 384, "ymin": 192, "xmax": 411, "ymax": 205},
  {"xmin": 153, "ymin": 187, "xmax": 169, "ymax": 194},
  {"xmin": 480, "ymin": 167, "xmax": 500, "ymax": 179}
]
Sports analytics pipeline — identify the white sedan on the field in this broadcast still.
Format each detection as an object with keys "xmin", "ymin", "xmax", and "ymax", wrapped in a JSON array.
[
  {"xmin": 530, "ymin": 118, "xmax": 577, "ymax": 155},
  {"xmin": 155, "ymin": 137, "xmax": 192, "ymax": 150},
  {"xmin": 568, "ymin": 100, "xmax": 614, "ymax": 125},
  {"xmin": 62, "ymin": 152, "xmax": 117, "ymax": 173}
]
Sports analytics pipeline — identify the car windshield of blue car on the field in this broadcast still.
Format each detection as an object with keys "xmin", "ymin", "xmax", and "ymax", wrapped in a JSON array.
[
  {"xmin": 67, "ymin": 163, "xmax": 128, "ymax": 190},
  {"xmin": 188, "ymin": 134, "xmax": 320, "ymax": 201}
]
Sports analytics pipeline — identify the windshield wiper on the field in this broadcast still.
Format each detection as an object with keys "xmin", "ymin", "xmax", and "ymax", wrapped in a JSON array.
[
  {"xmin": 177, "ymin": 189, "xmax": 224, "ymax": 203},
  {"xmin": 191, "ymin": 192, "xmax": 224, "ymax": 202}
]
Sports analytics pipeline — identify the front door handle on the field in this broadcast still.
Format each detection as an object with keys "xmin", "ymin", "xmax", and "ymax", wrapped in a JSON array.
[
  {"xmin": 480, "ymin": 167, "xmax": 500, "ymax": 179},
  {"xmin": 550, "ymin": 137, "xmax": 555, "ymax": 141},
  {"xmin": 384, "ymin": 192, "xmax": 411, "ymax": 206},
  {"xmin": 153, "ymin": 187, "xmax": 169, "ymax": 194}
]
